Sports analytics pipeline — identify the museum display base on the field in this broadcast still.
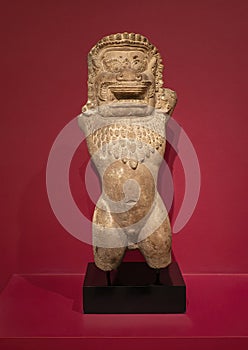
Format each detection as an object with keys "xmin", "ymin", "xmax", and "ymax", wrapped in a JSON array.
[
  {"xmin": 83, "ymin": 261, "xmax": 186, "ymax": 314},
  {"xmin": 0, "ymin": 272, "xmax": 248, "ymax": 350}
]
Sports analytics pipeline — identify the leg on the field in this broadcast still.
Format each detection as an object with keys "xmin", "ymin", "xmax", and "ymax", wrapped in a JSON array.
[
  {"xmin": 94, "ymin": 245, "xmax": 126, "ymax": 271},
  {"xmin": 93, "ymin": 206, "xmax": 127, "ymax": 271},
  {"xmin": 138, "ymin": 217, "xmax": 171, "ymax": 269},
  {"xmin": 106, "ymin": 271, "xmax": 112, "ymax": 286},
  {"xmin": 155, "ymin": 269, "xmax": 161, "ymax": 285}
]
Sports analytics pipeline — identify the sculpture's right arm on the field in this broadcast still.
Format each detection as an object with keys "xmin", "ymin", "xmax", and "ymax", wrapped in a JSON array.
[{"xmin": 78, "ymin": 111, "xmax": 94, "ymax": 137}]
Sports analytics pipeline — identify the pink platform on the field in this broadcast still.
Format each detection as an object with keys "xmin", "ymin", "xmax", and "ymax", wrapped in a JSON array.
[{"xmin": 1, "ymin": 272, "xmax": 247, "ymax": 350}]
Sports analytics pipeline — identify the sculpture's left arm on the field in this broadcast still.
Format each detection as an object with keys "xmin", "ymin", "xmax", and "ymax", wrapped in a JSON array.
[{"xmin": 157, "ymin": 88, "xmax": 177, "ymax": 116}]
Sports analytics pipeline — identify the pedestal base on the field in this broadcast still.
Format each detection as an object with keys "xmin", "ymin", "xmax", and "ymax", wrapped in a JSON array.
[{"xmin": 83, "ymin": 261, "xmax": 186, "ymax": 314}]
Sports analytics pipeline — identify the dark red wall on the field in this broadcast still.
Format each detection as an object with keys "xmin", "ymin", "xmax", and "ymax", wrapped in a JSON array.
[{"xmin": 1, "ymin": 0, "xmax": 247, "ymax": 290}]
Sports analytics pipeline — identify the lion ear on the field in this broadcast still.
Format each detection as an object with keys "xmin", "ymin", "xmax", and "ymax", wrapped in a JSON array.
[
  {"xmin": 148, "ymin": 56, "xmax": 157, "ymax": 72},
  {"xmin": 162, "ymin": 88, "xmax": 178, "ymax": 115},
  {"xmin": 89, "ymin": 55, "xmax": 100, "ymax": 70},
  {"xmin": 81, "ymin": 100, "xmax": 95, "ymax": 113}
]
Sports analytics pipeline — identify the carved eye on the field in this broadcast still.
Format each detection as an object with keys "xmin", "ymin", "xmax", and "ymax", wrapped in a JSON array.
[
  {"xmin": 131, "ymin": 56, "xmax": 146, "ymax": 72},
  {"xmin": 104, "ymin": 59, "xmax": 122, "ymax": 73},
  {"xmin": 111, "ymin": 62, "xmax": 121, "ymax": 73}
]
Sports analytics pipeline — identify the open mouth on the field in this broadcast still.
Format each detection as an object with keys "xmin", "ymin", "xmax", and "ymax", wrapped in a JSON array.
[
  {"xmin": 110, "ymin": 82, "xmax": 151, "ymax": 100},
  {"xmin": 99, "ymin": 81, "xmax": 152, "ymax": 102},
  {"xmin": 111, "ymin": 88, "xmax": 146, "ymax": 99}
]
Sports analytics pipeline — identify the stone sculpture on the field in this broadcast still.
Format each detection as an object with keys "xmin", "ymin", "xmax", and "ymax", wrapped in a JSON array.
[{"xmin": 78, "ymin": 33, "xmax": 177, "ymax": 272}]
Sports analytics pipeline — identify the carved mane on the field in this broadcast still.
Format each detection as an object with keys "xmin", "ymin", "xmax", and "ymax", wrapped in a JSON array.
[{"xmin": 83, "ymin": 32, "xmax": 165, "ymax": 111}]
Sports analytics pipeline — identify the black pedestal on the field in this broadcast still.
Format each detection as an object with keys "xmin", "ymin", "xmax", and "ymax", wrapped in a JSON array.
[{"xmin": 83, "ymin": 262, "xmax": 186, "ymax": 314}]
